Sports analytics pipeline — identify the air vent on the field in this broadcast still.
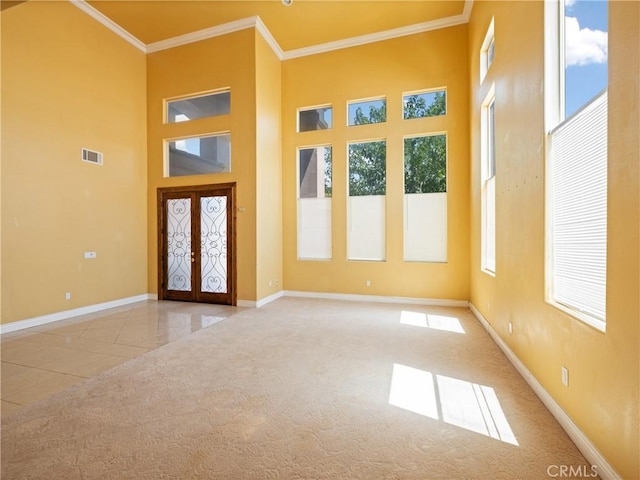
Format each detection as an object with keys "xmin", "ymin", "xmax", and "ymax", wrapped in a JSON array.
[{"xmin": 82, "ymin": 148, "xmax": 103, "ymax": 165}]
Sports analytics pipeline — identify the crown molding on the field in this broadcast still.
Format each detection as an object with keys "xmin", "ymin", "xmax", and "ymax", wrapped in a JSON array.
[
  {"xmin": 69, "ymin": 0, "xmax": 147, "ymax": 53},
  {"xmin": 462, "ymin": 0, "xmax": 474, "ymax": 22},
  {"xmin": 255, "ymin": 17, "xmax": 285, "ymax": 60},
  {"xmin": 146, "ymin": 16, "xmax": 258, "ymax": 54},
  {"xmin": 69, "ymin": 0, "xmax": 474, "ymax": 60},
  {"xmin": 283, "ymin": 10, "xmax": 470, "ymax": 60}
]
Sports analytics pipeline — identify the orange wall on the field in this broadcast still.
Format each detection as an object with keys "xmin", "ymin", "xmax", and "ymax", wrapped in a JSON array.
[
  {"xmin": 146, "ymin": 29, "xmax": 258, "ymax": 303},
  {"xmin": 1, "ymin": 1, "xmax": 148, "ymax": 324},
  {"xmin": 281, "ymin": 26, "xmax": 470, "ymax": 300},
  {"xmin": 468, "ymin": 2, "xmax": 639, "ymax": 477},
  {"xmin": 255, "ymin": 33, "xmax": 283, "ymax": 301}
]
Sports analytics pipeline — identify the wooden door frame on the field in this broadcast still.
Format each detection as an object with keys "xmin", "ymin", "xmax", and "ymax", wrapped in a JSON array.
[{"xmin": 157, "ymin": 183, "xmax": 237, "ymax": 306}]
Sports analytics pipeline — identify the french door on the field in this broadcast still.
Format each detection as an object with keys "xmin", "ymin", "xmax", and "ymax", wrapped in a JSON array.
[{"xmin": 158, "ymin": 183, "xmax": 236, "ymax": 305}]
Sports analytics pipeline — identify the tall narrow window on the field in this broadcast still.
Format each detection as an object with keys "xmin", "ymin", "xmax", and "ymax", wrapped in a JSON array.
[
  {"xmin": 480, "ymin": 18, "xmax": 495, "ymax": 82},
  {"xmin": 403, "ymin": 133, "xmax": 447, "ymax": 262},
  {"xmin": 348, "ymin": 140, "xmax": 386, "ymax": 261},
  {"xmin": 563, "ymin": 0, "xmax": 608, "ymax": 118},
  {"xmin": 481, "ymin": 89, "xmax": 496, "ymax": 274},
  {"xmin": 545, "ymin": 0, "xmax": 608, "ymax": 330},
  {"xmin": 297, "ymin": 146, "xmax": 332, "ymax": 260}
]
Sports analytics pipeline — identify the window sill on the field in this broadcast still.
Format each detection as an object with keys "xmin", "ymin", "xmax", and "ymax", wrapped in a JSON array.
[
  {"xmin": 547, "ymin": 299, "xmax": 606, "ymax": 333},
  {"xmin": 481, "ymin": 267, "xmax": 495, "ymax": 278}
]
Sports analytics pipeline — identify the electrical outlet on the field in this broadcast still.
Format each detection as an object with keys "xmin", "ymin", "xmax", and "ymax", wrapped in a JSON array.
[
  {"xmin": 84, "ymin": 251, "xmax": 96, "ymax": 259},
  {"xmin": 508, "ymin": 321, "xmax": 513, "ymax": 334},
  {"xmin": 65, "ymin": 292, "xmax": 71, "ymax": 300},
  {"xmin": 561, "ymin": 366, "xmax": 569, "ymax": 387},
  {"xmin": 365, "ymin": 280, "xmax": 371, "ymax": 287},
  {"xmin": 269, "ymin": 280, "xmax": 272, "ymax": 287}
]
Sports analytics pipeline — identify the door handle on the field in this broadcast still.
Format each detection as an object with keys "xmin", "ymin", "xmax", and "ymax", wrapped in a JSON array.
[{"xmin": 191, "ymin": 251, "xmax": 195, "ymax": 263}]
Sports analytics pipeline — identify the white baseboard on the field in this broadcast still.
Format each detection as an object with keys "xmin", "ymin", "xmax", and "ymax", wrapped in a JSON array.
[
  {"xmin": 468, "ymin": 303, "xmax": 621, "ymax": 480},
  {"xmin": 0, "ymin": 294, "xmax": 155, "ymax": 335},
  {"xmin": 283, "ymin": 290, "xmax": 469, "ymax": 308},
  {"xmin": 256, "ymin": 291, "xmax": 285, "ymax": 308}
]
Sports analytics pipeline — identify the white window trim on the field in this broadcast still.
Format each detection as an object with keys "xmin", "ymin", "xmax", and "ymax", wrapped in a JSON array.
[
  {"xmin": 480, "ymin": 84, "xmax": 496, "ymax": 276},
  {"xmin": 544, "ymin": 0, "xmax": 607, "ymax": 332},
  {"xmin": 480, "ymin": 18, "xmax": 495, "ymax": 83}
]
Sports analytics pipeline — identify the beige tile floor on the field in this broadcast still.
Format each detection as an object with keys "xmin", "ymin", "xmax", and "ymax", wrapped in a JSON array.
[{"xmin": 1, "ymin": 300, "xmax": 242, "ymax": 417}]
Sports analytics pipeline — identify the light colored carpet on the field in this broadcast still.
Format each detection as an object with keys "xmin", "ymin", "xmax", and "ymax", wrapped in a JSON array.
[{"xmin": 1, "ymin": 298, "xmax": 591, "ymax": 479}]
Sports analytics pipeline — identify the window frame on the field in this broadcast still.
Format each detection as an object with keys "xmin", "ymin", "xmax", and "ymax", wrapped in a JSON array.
[
  {"xmin": 164, "ymin": 132, "xmax": 231, "ymax": 178},
  {"xmin": 480, "ymin": 18, "xmax": 495, "ymax": 83},
  {"xmin": 164, "ymin": 88, "xmax": 231, "ymax": 124},
  {"xmin": 347, "ymin": 97, "xmax": 387, "ymax": 126},
  {"xmin": 402, "ymin": 88, "xmax": 447, "ymax": 120},
  {"xmin": 297, "ymin": 104, "xmax": 333, "ymax": 133},
  {"xmin": 480, "ymin": 85, "xmax": 496, "ymax": 276},
  {"xmin": 544, "ymin": 0, "xmax": 608, "ymax": 332}
]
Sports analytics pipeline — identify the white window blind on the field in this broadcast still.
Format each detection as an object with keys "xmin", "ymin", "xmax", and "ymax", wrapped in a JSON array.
[{"xmin": 549, "ymin": 90, "xmax": 607, "ymax": 324}]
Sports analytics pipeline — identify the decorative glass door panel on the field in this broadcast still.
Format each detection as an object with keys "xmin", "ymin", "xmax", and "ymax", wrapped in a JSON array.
[
  {"xmin": 159, "ymin": 184, "xmax": 236, "ymax": 305},
  {"xmin": 167, "ymin": 198, "xmax": 193, "ymax": 292},
  {"xmin": 200, "ymin": 196, "xmax": 227, "ymax": 294}
]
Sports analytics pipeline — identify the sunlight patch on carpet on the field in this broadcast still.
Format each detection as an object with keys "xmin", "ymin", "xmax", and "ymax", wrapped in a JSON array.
[
  {"xmin": 400, "ymin": 311, "xmax": 466, "ymax": 334},
  {"xmin": 388, "ymin": 363, "xmax": 519, "ymax": 446}
]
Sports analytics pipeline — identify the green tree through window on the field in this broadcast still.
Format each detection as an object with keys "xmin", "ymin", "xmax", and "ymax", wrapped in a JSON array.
[
  {"xmin": 404, "ymin": 134, "xmax": 447, "ymax": 194},
  {"xmin": 403, "ymin": 91, "xmax": 446, "ymax": 119},
  {"xmin": 348, "ymin": 102, "xmax": 387, "ymax": 196}
]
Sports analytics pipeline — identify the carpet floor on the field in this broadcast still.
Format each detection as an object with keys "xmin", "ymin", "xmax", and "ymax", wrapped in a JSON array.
[{"xmin": 1, "ymin": 298, "xmax": 591, "ymax": 479}]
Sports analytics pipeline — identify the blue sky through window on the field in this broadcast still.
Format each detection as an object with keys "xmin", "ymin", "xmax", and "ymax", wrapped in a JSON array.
[{"xmin": 564, "ymin": 0, "xmax": 608, "ymax": 118}]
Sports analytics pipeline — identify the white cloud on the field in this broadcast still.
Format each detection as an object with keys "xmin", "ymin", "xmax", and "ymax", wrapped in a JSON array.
[{"xmin": 565, "ymin": 16, "xmax": 608, "ymax": 67}]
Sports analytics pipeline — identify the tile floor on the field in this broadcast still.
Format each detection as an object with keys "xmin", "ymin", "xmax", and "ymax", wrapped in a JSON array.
[{"xmin": 1, "ymin": 300, "xmax": 243, "ymax": 417}]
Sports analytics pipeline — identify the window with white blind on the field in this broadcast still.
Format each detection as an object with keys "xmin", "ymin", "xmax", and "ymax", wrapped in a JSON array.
[
  {"xmin": 297, "ymin": 146, "xmax": 332, "ymax": 260},
  {"xmin": 481, "ymin": 88, "xmax": 496, "ymax": 274},
  {"xmin": 545, "ymin": 0, "xmax": 608, "ymax": 330},
  {"xmin": 548, "ymin": 91, "xmax": 607, "ymax": 328}
]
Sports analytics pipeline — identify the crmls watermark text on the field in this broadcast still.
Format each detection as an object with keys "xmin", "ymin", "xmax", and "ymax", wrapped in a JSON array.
[{"xmin": 547, "ymin": 464, "xmax": 598, "ymax": 478}]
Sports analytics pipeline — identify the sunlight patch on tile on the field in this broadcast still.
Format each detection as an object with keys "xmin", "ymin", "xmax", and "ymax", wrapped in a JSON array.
[
  {"xmin": 388, "ymin": 363, "xmax": 518, "ymax": 446},
  {"xmin": 400, "ymin": 311, "xmax": 465, "ymax": 334},
  {"xmin": 201, "ymin": 316, "xmax": 226, "ymax": 328}
]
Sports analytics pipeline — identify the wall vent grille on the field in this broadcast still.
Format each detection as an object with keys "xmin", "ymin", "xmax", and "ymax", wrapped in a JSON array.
[{"xmin": 82, "ymin": 148, "xmax": 103, "ymax": 165}]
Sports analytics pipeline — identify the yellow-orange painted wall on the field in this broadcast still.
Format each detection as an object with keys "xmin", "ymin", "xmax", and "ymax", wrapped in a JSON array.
[
  {"xmin": 468, "ymin": 2, "xmax": 639, "ymax": 477},
  {"xmin": 146, "ymin": 29, "xmax": 258, "ymax": 303},
  {"xmin": 255, "ymin": 34, "xmax": 283, "ymax": 301},
  {"xmin": 1, "ymin": 1, "xmax": 148, "ymax": 324},
  {"xmin": 281, "ymin": 26, "xmax": 470, "ymax": 300}
]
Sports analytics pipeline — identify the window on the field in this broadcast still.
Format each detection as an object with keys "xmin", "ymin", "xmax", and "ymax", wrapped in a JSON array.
[
  {"xmin": 348, "ymin": 98, "xmax": 386, "ymax": 126},
  {"xmin": 166, "ymin": 133, "xmax": 230, "ymax": 177},
  {"xmin": 480, "ymin": 18, "xmax": 495, "ymax": 82},
  {"xmin": 166, "ymin": 90, "xmax": 230, "ymax": 123},
  {"xmin": 298, "ymin": 106, "xmax": 332, "ymax": 132},
  {"xmin": 481, "ymin": 88, "xmax": 496, "ymax": 274},
  {"xmin": 298, "ymin": 146, "xmax": 332, "ymax": 260},
  {"xmin": 403, "ymin": 134, "xmax": 447, "ymax": 262},
  {"xmin": 545, "ymin": 0, "xmax": 608, "ymax": 330},
  {"xmin": 563, "ymin": 0, "xmax": 608, "ymax": 118},
  {"xmin": 403, "ymin": 90, "xmax": 446, "ymax": 119},
  {"xmin": 348, "ymin": 140, "xmax": 386, "ymax": 261}
]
